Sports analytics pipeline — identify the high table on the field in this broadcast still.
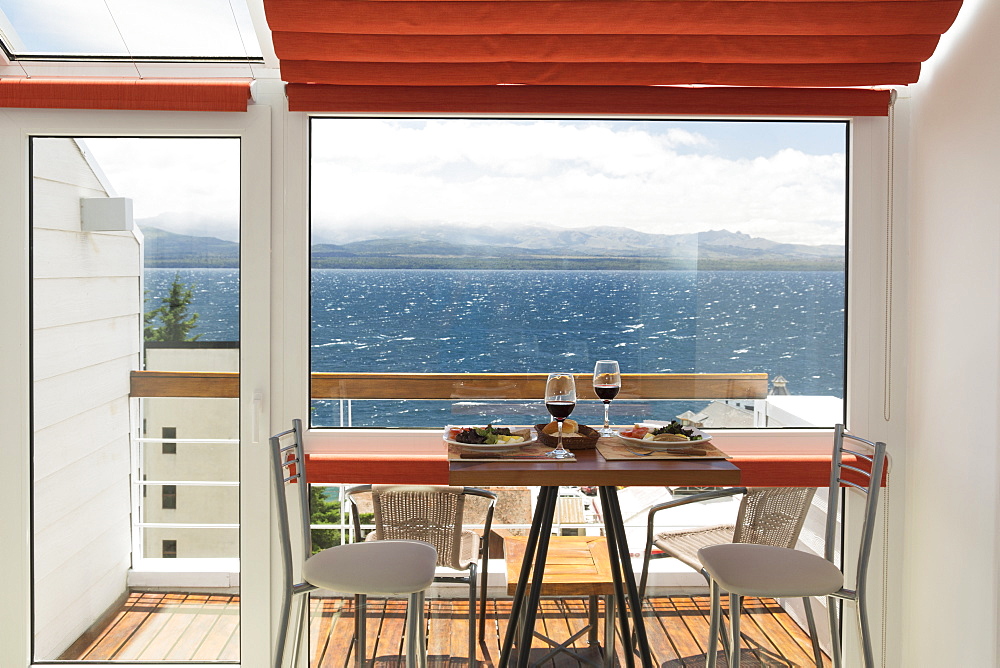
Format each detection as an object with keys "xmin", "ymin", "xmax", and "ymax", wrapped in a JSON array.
[
  {"xmin": 449, "ymin": 446, "xmax": 741, "ymax": 668},
  {"xmin": 306, "ymin": 432, "xmax": 852, "ymax": 667}
]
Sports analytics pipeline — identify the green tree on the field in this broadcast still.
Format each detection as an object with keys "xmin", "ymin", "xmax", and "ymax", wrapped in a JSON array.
[
  {"xmin": 145, "ymin": 274, "xmax": 202, "ymax": 342},
  {"xmin": 310, "ymin": 486, "xmax": 343, "ymax": 553},
  {"xmin": 309, "ymin": 487, "xmax": 373, "ymax": 554}
]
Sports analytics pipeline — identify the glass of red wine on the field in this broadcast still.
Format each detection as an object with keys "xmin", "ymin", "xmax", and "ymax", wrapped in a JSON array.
[
  {"xmin": 592, "ymin": 360, "xmax": 621, "ymax": 436},
  {"xmin": 544, "ymin": 372, "xmax": 577, "ymax": 459}
]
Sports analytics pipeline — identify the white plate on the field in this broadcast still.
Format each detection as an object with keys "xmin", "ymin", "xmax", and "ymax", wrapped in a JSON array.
[
  {"xmin": 615, "ymin": 427, "xmax": 712, "ymax": 450},
  {"xmin": 443, "ymin": 426, "xmax": 537, "ymax": 452}
]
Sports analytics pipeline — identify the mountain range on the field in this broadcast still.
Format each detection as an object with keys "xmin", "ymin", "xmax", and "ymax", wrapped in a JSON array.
[{"xmin": 141, "ymin": 223, "xmax": 844, "ymax": 271}]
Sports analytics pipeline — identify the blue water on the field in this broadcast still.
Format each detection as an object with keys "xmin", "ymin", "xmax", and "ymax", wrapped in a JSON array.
[{"xmin": 145, "ymin": 268, "xmax": 845, "ymax": 427}]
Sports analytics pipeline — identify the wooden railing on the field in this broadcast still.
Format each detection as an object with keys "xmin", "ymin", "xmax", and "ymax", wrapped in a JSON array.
[{"xmin": 130, "ymin": 371, "xmax": 768, "ymax": 400}]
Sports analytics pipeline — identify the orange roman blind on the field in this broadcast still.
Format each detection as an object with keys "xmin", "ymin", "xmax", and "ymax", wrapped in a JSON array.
[
  {"xmin": 263, "ymin": 0, "xmax": 963, "ymax": 116},
  {"xmin": 0, "ymin": 78, "xmax": 252, "ymax": 112}
]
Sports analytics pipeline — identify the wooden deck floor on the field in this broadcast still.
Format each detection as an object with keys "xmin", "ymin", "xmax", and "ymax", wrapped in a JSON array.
[{"xmin": 66, "ymin": 592, "xmax": 829, "ymax": 667}]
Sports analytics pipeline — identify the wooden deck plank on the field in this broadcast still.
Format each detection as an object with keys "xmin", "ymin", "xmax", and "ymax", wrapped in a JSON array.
[
  {"xmin": 446, "ymin": 599, "xmax": 471, "ymax": 668},
  {"xmin": 661, "ymin": 596, "xmax": 708, "ymax": 666},
  {"xmin": 326, "ymin": 596, "xmax": 358, "ymax": 668},
  {"xmin": 58, "ymin": 593, "xmax": 827, "ymax": 666},
  {"xmin": 742, "ymin": 597, "xmax": 820, "ymax": 667},
  {"xmin": 164, "ymin": 594, "xmax": 225, "ymax": 661},
  {"xmin": 65, "ymin": 592, "xmax": 163, "ymax": 660},
  {"xmin": 479, "ymin": 597, "xmax": 511, "ymax": 668},
  {"xmin": 189, "ymin": 595, "xmax": 240, "ymax": 661},
  {"xmin": 771, "ymin": 600, "xmax": 833, "ymax": 668},
  {"xmin": 427, "ymin": 597, "xmax": 455, "ymax": 668},
  {"xmin": 374, "ymin": 599, "xmax": 407, "ymax": 668},
  {"xmin": 309, "ymin": 597, "xmax": 346, "ymax": 668},
  {"xmin": 137, "ymin": 593, "xmax": 209, "ymax": 661}
]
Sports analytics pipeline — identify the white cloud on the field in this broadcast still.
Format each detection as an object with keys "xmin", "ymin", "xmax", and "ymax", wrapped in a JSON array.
[
  {"xmin": 76, "ymin": 120, "xmax": 846, "ymax": 248},
  {"xmin": 81, "ymin": 137, "xmax": 240, "ymax": 239},
  {"xmin": 312, "ymin": 120, "xmax": 846, "ymax": 246}
]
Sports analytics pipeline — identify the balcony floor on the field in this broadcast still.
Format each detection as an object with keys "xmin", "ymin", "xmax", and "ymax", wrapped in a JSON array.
[{"xmin": 64, "ymin": 592, "xmax": 829, "ymax": 666}]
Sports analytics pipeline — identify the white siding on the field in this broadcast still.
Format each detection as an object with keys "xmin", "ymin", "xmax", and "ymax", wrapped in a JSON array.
[{"xmin": 31, "ymin": 138, "xmax": 140, "ymax": 660}]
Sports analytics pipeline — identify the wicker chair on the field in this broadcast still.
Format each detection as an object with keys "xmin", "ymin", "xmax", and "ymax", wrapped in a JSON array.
[
  {"xmin": 347, "ymin": 484, "xmax": 497, "ymax": 663},
  {"xmin": 638, "ymin": 486, "xmax": 821, "ymax": 664}
]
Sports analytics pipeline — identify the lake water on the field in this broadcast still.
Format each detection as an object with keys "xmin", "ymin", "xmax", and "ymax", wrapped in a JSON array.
[{"xmin": 146, "ymin": 268, "xmax": 845, "ymax": 427}]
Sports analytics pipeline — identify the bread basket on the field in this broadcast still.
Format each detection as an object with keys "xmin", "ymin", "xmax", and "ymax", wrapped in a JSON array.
[{"xmin": 534, "ymin": 422, "xmax": 600, "ymax": 450}]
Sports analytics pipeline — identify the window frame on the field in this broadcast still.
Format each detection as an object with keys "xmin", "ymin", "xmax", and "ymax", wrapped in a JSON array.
[
  {"xmin": 297, "ymin": 113, "xmax": 890, "ymax": 454},
  {"xmin": 0, "ymin": 103, "xmax": 273, "ymax": 667}
]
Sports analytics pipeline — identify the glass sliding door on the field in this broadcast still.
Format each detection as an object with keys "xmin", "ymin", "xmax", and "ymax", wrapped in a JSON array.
[{"xmin": 31, "ymin": 136, "xmax": 243, "ymax": 662}]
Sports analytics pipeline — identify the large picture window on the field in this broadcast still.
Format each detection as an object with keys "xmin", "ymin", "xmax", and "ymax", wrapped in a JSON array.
[{"xmin": 309, "ymin": 118, "xmax": 847, "ymax": 430}]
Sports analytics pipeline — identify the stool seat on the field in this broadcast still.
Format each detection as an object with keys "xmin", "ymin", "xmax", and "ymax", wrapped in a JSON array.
[{"xmin": 304, "ymin": 540, "xmax": 437, "ymax": 595}]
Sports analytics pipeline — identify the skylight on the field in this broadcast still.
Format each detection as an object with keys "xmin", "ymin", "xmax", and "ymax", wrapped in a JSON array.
[{"xmin": 0, "ymin": 0, "xmax": 262, "ymax": 60}]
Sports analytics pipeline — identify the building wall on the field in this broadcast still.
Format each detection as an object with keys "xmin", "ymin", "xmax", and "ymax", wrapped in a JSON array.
[
  {"xmin": 903, "ymin": 0, "xmax": 1000, "ymax": 664},
  {"xmin": 142, "ymin": 345, "xmax": 240, "ymax": 559},
  {"xmin": 31, "ymin": 138, "xmax": 140, "ymax": 659}
]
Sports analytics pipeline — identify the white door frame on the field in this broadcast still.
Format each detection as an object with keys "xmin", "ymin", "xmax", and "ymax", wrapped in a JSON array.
[{"xmin": 0, "ymin": 104, "xmax": 273, "ymax": 667}]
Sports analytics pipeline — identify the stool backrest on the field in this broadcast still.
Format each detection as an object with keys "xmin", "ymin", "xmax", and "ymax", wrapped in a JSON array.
[
  {"xmin": 269, "ymin": 419, "xmax": 310, "ymax": 587},
  {"xmin": 826, "ymin": 424, "xmax": 888, "ymax": 600}
]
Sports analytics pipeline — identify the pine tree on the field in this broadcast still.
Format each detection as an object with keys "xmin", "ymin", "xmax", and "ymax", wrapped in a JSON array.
[{"xmin": 145, "ymin": 274, "xmax": 202, "ymax": 342}]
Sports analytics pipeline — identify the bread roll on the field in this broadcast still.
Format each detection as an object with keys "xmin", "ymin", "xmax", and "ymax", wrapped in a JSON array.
[{"xmin": 543, "ymin": 419, "xmax": 579, "ymax": 435}]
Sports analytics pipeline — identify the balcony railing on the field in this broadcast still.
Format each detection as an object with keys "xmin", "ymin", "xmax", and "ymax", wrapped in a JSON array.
[{"xmin": 130, "ymin": 370, "xmax": 769, "ymax": 400}]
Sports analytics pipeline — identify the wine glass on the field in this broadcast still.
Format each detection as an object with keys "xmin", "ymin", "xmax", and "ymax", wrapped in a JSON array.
[
  {"xmin": 544, "ymin": 372, "xmax": 577, "ymax": 459},
  {"xmin": 592, "ymin": 360, "xmax": 621, "ymax": 436}
]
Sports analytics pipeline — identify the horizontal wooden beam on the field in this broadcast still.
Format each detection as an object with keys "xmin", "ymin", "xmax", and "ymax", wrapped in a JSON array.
[
  {"xmin": 131, "ymin": 370, "xmax": 768, "ymax": 400},
  {"xmin": 130, "ymin": 371, "xmax": 240, "ymax": 398}
]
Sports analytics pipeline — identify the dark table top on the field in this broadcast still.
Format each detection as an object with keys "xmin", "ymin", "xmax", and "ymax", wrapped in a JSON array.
[{"xmin": 447, "ymin": 446, "xmax": 741, "ymax": 487}]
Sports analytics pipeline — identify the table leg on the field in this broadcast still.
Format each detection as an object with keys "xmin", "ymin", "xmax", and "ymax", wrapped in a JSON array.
[
  {"xmin": 498, "ymin": 485, "xmax": 559, "ymax": 668},
  {"xmin": 515, "ymin": 486, "xmax": 558, "ymax": 668},
  {"xmin": 608, "ymin": 487, "xmax": 653, "ymax": 668},
  {"xmin": 598, "ymin": 486, "xmax": 636, "ymax": 668},
  {"xmin": 600, "ymin": 486, "xmax": 654, "ymax": 667}
]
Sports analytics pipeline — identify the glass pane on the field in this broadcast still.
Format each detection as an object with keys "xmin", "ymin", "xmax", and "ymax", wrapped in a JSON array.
[
  {"xmin": 0, "ymin": 0, "xmax": 261, "ymax": 58},
  {"xmin": 31, "ymin": 137, "xmax": 241, "ymax": 662},
  {"xmin": 309, "ymin": 118, "xmax": 847, "ymax": 430}
]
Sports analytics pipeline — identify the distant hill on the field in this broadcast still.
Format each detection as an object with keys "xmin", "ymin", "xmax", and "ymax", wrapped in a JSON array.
[
  {"xmin": 142, "ymin": 226, "xmax": 239, "ymax": 267},
  {"xmin": 141, "ymin": 224, "xmax": 844, "ymax": 270}
]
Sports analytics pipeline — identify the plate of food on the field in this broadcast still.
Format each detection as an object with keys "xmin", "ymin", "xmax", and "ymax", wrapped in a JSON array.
[
  {"xmin": 444, "ymin": 424, "xmax": 537, "ymax": 451},
  {"xmin": 616, "ymin": 422, "xmax": 712, "ymax": 450}
]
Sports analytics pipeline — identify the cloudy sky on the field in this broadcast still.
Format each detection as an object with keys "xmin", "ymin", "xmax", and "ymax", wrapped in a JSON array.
[
  {"xmin": 82, "ymin": 118, "xmax": 847, "ymax": 247},
  {"xmin": 313, "ymin": 118, "xmax": 847, "ymax": 246}
]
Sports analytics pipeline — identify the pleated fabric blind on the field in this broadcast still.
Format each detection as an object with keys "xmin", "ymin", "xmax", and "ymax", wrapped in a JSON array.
[
  {"xmin": 263, "ymin": 0, "xmax": 963, "ymax": 116},
  {"xmin": 0, "ymin": 78, "xmax": 252, "ymax": 112}
]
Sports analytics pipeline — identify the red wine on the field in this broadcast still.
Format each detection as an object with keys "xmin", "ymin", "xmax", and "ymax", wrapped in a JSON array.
[
  {"xmin": 594, "ymin": 384, "xmax": 620, "ymax": 401},
  {"xmin": 545, "ymin": 400, "xmax": 576, "ymax": 420}
]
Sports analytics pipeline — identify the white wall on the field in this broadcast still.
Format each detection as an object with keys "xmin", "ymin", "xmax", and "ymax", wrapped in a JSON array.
[
  {"xmin": 903, "ymin": 0, "xmax": 1000, "ymax": 664},
  {"xmin": 142, "ymin": 345, "xmax": 240, "ymax": 559},
  {"xmin": 31, "ymin": 138, "xmax": 140, "ymax": 659}
]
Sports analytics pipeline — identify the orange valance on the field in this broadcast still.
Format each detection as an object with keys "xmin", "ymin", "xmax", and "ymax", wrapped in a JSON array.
[
  {"xmin": 288, "ymin": 84, "xmax": 893, "ymax": 117},
  {"xmin": 264, "ymin": 0, "xmax": 962, "ymax": 115},
  {"xmin": 0, "ymin": 78, "xmax": 252, "ymax": 112}
]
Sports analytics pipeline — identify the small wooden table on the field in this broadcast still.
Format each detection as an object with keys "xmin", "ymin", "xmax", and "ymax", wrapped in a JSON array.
[{"xmin": 504, "ymin": 535, "xmax": 616, "ymax": 667}]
